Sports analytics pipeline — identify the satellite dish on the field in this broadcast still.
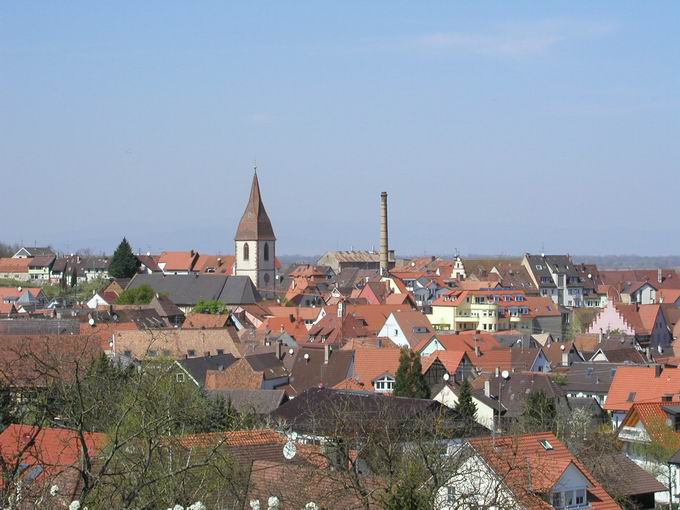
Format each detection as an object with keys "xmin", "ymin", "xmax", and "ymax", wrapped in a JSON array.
[
  {"xmin": 290, "ymin": 431, "xmax": 298, "ymax": 441},
  {"xmin": 443, "ymin": 373, "xmax": 450, "ymax": 381},
  {"xmin": 283, "ymin": 441, "xmax": 297, "ymax": 460},
  {"xmin": 16, "ymin": 287, "xmax": 22, "ymax": 292},
  {"xmin": 501, "ymin": 370, "xmax": 510, "ymax": 380},
  {"xmin": 88, "ymin": 318, "xmax": 95, "ymax": 327},
  {"xmin": 560, "ymin": 344, "xmax": 565, "ymax": 351},
  {"xmin": 304, "ymin": 353, "xmax": 310, "ymax": 360},
  {"xmin": 288, "ymin": 348, "xmax": 294, "ymax": 355}
]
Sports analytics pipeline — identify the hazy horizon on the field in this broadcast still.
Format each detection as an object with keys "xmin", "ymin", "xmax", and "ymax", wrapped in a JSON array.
[{"xmin": 2, "ymin": 2, "xmax": 679, "ymax": 256}]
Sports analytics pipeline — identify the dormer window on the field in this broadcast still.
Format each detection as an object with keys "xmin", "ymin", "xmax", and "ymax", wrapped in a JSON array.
[
  {"xmin": 552, "ymin": 488, "xmax": 587, "ymax": 509},
  {"xmin": 374, "ymin": 375, "xmax": 395, "ymax": 392}
]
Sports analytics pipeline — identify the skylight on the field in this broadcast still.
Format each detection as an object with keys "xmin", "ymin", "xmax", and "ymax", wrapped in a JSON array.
[{"xmin": 539, "ymin": 439, "xmax": 553, "ymax": 450}]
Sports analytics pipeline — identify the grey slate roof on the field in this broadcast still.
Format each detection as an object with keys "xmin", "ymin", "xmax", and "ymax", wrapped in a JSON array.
[
  {"xmin": 177, "ymin": 353, "xmax": 239, "ymax": 387},
  {"xmin": 126, "ymin": 274, "xmax": 260, "ymax": 307},
  {"xmin": 207, "ymin": 388, "xmax": 287, "ymax": 414},
  {"xmin": 565, "ymin": 362, "xmax": 621, "ymax": 394}
]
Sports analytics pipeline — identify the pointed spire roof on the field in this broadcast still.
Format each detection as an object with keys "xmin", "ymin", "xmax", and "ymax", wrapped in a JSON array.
[{"xmin": 235, "ymin": 171, "xmax": 276, "ymax": 241}]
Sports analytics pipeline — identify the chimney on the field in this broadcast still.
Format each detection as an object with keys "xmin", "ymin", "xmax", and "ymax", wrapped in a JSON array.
[
  {"xmin": 324, "ymin": 344, "xmax": 330, "ymax": 364},
  {"xmin": 276, "ymin": 340, "xmax": 283, "ymax": 360},
  {"xmin": 484, "ymin": 380, "xmax": 491, "ymax": 398},
  {"xmin": 338, "ymin": 301, "xmax": 346, "ymax": 318},
  {"xmin": 598, "ymin": 329, "xmax": 603, "ymax": 344},
  {"xmin": 655, "ymin": 364, "xmax": 663, "ymax": 377},
  {"xmin": 380, "ymin": 192, "xmax": 389, "ymax": 276},
  {"xmin": 658, "ymin": 268, "xmax": 663, "ymax": 284}
]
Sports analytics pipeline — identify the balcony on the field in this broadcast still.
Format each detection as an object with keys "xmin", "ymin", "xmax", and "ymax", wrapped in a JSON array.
[{"xmin": 618, "ymin": 426, "xmax": 650, "ymax": 443}]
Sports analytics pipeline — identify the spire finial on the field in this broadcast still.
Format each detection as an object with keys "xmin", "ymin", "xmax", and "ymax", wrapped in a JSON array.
[{"xmin": 253, "ymin": 159, "xmax": 258, "ymax": 176}]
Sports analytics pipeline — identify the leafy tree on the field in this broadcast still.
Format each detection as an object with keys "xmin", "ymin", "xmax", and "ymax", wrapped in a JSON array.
[
  {"xmin": 116, "ymin": 284, "xmax": 155, "ymax": 305},
  {"xmin": 70, "ymin": 268, "xmax": 77, "ymax": 288},
  {"xmin": 394, "ymin": 349, "xmax": 430, "ymax": 399},
  {"xmin": 454, "ymin": 378, "xmax": 477, "ymax": 423},
  {"xmin": 521, "ymin": 390, "xmax": 557, "ymax": 433},
  {"xmin": 109, "ymin": 237, "xmax": 140, "ymax": 279},
  {"xmin": 193, "ymin": 299, "xmax": 229, "ymax": 315}
]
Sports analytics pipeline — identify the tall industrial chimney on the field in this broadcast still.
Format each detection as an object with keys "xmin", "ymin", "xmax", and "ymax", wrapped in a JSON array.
[{"xmin": 380, "ymin": 192, "xmax": 389, "ymax": 276}]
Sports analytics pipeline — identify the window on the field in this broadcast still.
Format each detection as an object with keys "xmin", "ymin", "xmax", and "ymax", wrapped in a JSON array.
[
  {"xmin": 264, "ymin": 273, "xmax": 270, "ymax": 284},
  {"xmin": 552, "ymin": 493, "xmax": 562, "ymax": 508},
  {"xmin": 123, "ymin": 350, "xmax": 132, "ymax": 358},
  {"xmin": 663, "ymin": 395, "xmax": 673, "ymax": 402},
  {"xmin": 539, "ymin": 439, "xmax": 553, "ymax": 450},
  {"xmin": 575, "ymin": 489, "xmax": 586, "ymax": 506},
  {"xmin": 217, "ymin": 349, "xmax": 224, "ymax": 355},
  {"xmin": 447, "ymin": 486, "xmax": 456, "ymax": 504},
  {"xmin": 264, "ymin": 242, "xmax": 269, "ymax": 261},
  {"xmin": 187, "ymin": 349, "xmax": 196, "ymax": 357},
  {"xmin": 176, "ymin": 373, "xmax": 185, "ymax": 383},
  {"xmin": 374, "ymin": 376, "xmax": 395, "ymax": 392},
  {"xmin": 627, "ymin": 391, "xmax": 636, "ymax": 402},
  {"xmin": 243, "ymin": 243, "xmax": 250, "ymax": 261}
]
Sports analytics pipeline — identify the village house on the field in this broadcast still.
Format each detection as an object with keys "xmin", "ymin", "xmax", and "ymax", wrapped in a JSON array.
[
  {"xmin": 604, "ymin": 365, "xmax": 680, "ymax": 428},
  {"xmin": 616, "ymin": 401, "xmax": 680, "ymax": 505},
  {"xmin": 587, "ymin": 300, "xmax": 672, "ymax": 354},
  {"xmin": 439, "ymin": 432, "xmax": 620, "ymax": 509},
  {"xmin": 522, "ymin": 254, "xmax": 584, "ymax": 307}
]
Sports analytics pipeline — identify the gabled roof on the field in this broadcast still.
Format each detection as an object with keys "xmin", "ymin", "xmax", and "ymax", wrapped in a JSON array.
[
  {"xmin": 206, "ymin": 389, "xmax": 287, "ymax": 414},
  {"xmin": 420, "ymin": 350, "xmax": 466, "ymax": 375},
  {"xmin": 468, "ymin": 432, "xmax": 618, "ymax": 510},
  {"xmin": 0, "ymin": 257, "xmax": 31, "ymax": 273},
  {"xmin": 177, "ymin": 353, "xmax": 239, "ymax": 386},
  {"xmin": 620, "ymin": 402, "xmax": 680, "ymax": 454},
  {"xmin": 0, "ymin": 424, "xmax": 107, "ymax": 489},
  {"xmin": 158, "ymin": 251, "xmax": 200, "ymax": 272},
  {"xmin": 235, "ymin": 172, "xmax": 276, "ymax": 241},
  {"xmin": 604, "ymin": 365, "xmax": 680, "ymax": 412},
  {"xmin": 351, "ymin": 347, "xmax": 402, "ymax": 387},
  {"xmin": 126, "ymin": 274, "xmax": 260, "ymax": 306},
  {"xmin": 287, "ymin": 347, "xmax": 353, "ymax": 395}
]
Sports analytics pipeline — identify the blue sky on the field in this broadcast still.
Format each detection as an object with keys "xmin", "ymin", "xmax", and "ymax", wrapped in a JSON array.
[{"xmin": 1, "ymin": 2, "xmax": 678, "ymax": 256}]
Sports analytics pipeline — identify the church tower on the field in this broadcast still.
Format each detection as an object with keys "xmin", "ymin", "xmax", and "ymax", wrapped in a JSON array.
[{"xmin": 234, "ymin": 170, "xmax": 276, "ymax": 294}]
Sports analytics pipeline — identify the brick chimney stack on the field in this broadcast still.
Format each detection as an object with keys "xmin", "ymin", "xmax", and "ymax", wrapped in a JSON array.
[{"xmin": 380, "ymin": 192, "xmax": 389, "ymax": 276}]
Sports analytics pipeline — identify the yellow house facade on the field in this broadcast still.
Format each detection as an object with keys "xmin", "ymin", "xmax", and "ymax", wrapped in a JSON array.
[{"xmin": 427, "ymin": 289, "xmax": 531, "ymax": 333}]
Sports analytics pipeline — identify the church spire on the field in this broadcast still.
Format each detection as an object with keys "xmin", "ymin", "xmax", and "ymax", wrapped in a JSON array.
[{"xmin": 235, "ymin": 170, "xmax": 276, "ymax": 241}]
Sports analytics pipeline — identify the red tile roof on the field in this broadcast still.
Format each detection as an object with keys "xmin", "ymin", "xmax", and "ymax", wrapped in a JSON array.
[
  {"xmin": 604, "ymin": 365, "xmax": 680, "ymax": 412},
  {"xmin": 0, "ymin": 424, "xmax": 107, "ymax": 489},
  {"xmin": 0, "ymin": 258, "xmax": 31, "ymax": 274},
  {"xmin": 158, "ymin": 251, "xmax": 199, "ymax": 272},
  {"xmin": 351, "ymin": 348, "xmax": 402, "ymax": 389},
  {"xmin": 469, "ymin": 433, "xmax": 618, "ymax": 510},
  {"xmin": 420, "ymin": 350, "xmax": 465, "ymax": 374},
  {"xmin": 192, "ymin": 255, "xmax": 235, "ymax": 275}
]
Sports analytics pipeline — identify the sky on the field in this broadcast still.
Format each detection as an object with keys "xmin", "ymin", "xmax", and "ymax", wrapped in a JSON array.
[{"xmin": 1, "ymin": 2, "xmax": 679, "ymax": 257}]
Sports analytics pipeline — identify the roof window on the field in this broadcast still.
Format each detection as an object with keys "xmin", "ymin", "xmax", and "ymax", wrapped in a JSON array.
[
  {"xmin": 539, "ymin": 439, "xmax": 553, "ymax": 450},
  {"xmin": 627, "ymin": 391, "xmax": 636, "ymax": 402}
]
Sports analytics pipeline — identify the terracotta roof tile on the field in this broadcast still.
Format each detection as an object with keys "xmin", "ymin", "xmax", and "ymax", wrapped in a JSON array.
[
  {"xmin": 604, "ymin": 365, "xmax": 680, "ymax": 412},
  {"xmin": 469, "ymin": 433, "xmax": 619, "ymax": 510}
]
